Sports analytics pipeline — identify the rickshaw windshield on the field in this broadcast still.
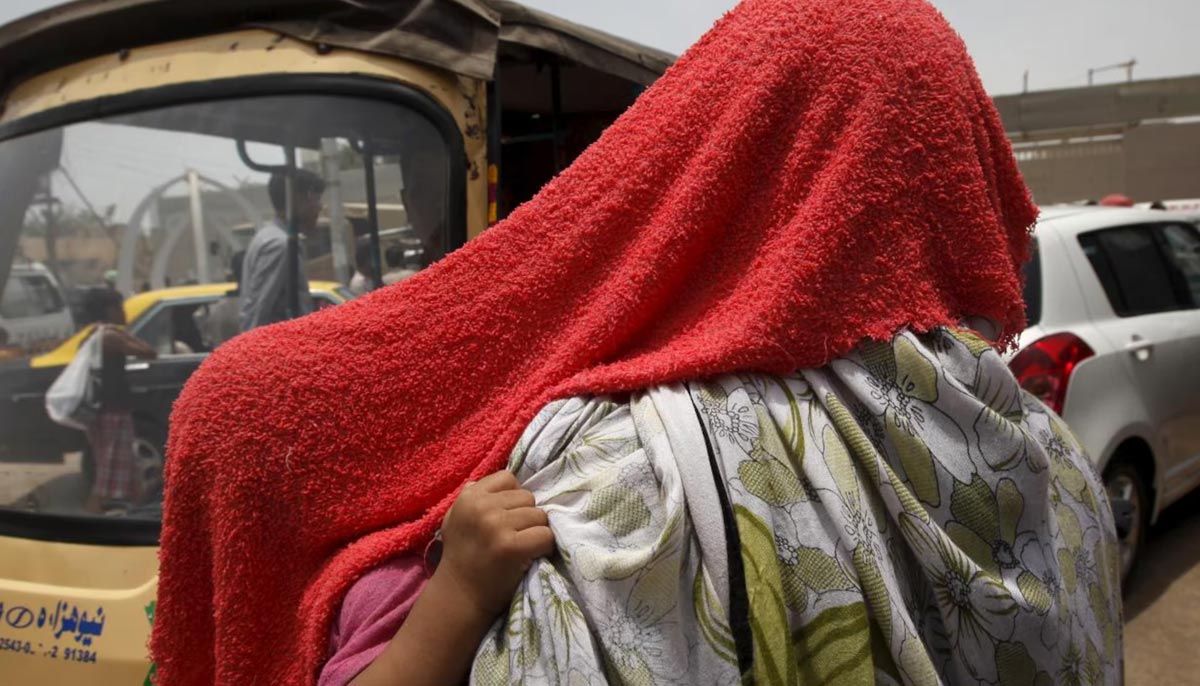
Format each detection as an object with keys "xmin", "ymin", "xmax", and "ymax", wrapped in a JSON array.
[{"xmin": 0, "ymin": 92, "xmax": 450, "ymax": 534}]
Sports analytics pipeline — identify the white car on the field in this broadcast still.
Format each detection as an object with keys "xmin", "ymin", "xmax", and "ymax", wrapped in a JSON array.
[
  {"xmin": 0, "ymin": 263, "xmax": 75, "ymax": 353},
  {"xmin": 1011, "ymin": 206, "xmax": 1200, "ymax": 580},
  {"xmin": 1134, "ymin": 198, "xmax": 1200, "ymax": 219}
]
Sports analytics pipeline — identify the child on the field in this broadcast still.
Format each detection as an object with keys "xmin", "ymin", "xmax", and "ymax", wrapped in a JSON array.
[
  {"xmin": 321, "ymin": 471, "xmax": 553, "ymax": 686},
  {"xmin": 82, "ymin": 287, "xmax": 157, "ymax": 514}
]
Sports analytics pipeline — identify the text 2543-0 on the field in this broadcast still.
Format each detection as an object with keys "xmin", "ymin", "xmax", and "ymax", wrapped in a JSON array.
[{"xmin": 0, "ymin": 636, "xmax": 33, "ymax": 654}]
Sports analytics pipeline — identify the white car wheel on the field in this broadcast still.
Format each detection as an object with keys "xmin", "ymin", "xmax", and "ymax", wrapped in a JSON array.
[{"xmin": 1105, "ymin": 463, "xmax": 1146, "ymax": 584}]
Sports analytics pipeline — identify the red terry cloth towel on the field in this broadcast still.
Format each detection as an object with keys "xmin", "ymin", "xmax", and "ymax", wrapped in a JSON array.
[{"xmin": 151, "ymin": 0, "xmax": 1036, "ymax": 683}]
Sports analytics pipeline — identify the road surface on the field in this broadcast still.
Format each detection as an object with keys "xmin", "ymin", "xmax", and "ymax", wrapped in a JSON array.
[{"xmin": 1124, "ymin": 488, "xmax": 1200, "ymax": 685}]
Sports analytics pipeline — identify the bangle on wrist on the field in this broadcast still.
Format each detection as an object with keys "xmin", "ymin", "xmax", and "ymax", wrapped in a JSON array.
[{"xmin": 423, "ymin": 530, "xmax": 442, "ymax": 577}]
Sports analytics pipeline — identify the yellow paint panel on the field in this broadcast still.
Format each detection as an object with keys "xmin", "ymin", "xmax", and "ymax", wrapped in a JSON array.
[
  {"xmin": 0, "ymin": 535, "xmax": 157, "ymax": 589},
  {"xmin": 2, "ymin": 30, "xmax": 456, "ymax": 125},
  {"xmin": 0, "ymin": 535, "xmax": 157, "ymax": 683}
]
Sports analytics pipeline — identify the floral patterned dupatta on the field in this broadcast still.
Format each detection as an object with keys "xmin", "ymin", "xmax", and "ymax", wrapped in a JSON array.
[{"xmin": 472, "ymin": 328, "xmax": 1121, "ymax": 685}]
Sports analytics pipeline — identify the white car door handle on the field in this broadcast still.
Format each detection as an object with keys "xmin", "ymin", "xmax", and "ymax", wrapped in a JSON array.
[
  {"xmin": 1125, "ymin": 337, "xmax": 1153, "ymax": 361},
  {"xmin": 125, "ymin": 361, "xmax": 151, "ymax": 372}
]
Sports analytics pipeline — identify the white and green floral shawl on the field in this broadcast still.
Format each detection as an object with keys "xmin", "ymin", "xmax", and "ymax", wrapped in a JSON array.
[{"xmin": 470, "ymin": 328, "xmax": 1122, "ymax": 685}]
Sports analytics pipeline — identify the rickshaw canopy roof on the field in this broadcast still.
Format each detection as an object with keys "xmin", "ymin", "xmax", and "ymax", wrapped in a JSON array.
[{"xmin": 0, "ymin": 0, "xmax": 674, "ymax": 99}]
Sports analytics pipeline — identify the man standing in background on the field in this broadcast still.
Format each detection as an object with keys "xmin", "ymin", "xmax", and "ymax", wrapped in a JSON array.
[{"xmin": 240, "ymin": 170, "xmax": 323, "ymax": 332}]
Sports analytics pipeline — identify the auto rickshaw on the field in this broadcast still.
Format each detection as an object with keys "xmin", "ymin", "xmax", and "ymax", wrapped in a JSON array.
[{"xmin": 0, "ymin": 1, "xmax": 671, "ymax": 681}]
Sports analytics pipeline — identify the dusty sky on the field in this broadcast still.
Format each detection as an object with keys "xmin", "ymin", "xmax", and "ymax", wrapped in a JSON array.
[
  {"xmin": 1, "ymin": 0, "xmax": 1193, "ymax": 225},
  {"xmin": 2, "ymin": 0, "xmax": 1194, "ymax": 95},
  {"xmin": 518, "ymin": 0, "xmax": 1197, "ymax": 95}
]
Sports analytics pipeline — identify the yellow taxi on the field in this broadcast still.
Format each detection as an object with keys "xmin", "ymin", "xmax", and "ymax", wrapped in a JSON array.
[{"xmin": 0, "ymin": 282, "xmax": 348, "ymax": 684}]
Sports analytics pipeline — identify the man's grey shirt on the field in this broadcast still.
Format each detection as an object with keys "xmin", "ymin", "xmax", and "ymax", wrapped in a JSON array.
[{"xmin": 239, "ymin": 219, "xmax": 311, "ymax": 332}]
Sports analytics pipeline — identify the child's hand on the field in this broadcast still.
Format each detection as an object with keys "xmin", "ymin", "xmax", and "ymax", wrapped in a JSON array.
[
  {"xmin": 353, "ymin": 471, "xmax": 553, "ymax": 686},
  {"xmin": 437, "ymin": 470, "xmax": 555, "ymax": 617}
]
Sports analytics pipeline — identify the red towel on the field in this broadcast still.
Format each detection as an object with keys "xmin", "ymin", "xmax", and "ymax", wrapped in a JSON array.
[{"xmin": 151, "ymin": 0, "xmax": 1036, "ymax": 682}]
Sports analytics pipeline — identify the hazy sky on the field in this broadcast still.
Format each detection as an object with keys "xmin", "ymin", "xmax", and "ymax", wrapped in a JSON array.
[
  {"xmin": 1, "ymin": 0, "xmax": 1194, "ymax": 228},
  {"xmin": 2, "ymin": 0, "xmax": 1196, "ymax": 95}
]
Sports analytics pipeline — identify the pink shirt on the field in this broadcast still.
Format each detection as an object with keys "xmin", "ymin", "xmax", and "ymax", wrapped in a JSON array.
[{"xmin": 318, "ymin": 554, "xmax": 430, "ymax": 686}]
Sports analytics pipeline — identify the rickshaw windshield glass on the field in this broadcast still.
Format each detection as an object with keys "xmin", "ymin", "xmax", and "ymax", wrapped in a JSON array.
[{"xmin": 0, "ymin": 93, "xmax": 449, "ymax": 526}]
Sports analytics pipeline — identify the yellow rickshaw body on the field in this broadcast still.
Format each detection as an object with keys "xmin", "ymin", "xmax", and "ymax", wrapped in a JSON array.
[
  {"xmin": 0, "ymin": 2, "xmax": 669, "ymax": 681},
  {"xmin": 0, "ymin": 32, "xmax": 485, "ymax": 679}
]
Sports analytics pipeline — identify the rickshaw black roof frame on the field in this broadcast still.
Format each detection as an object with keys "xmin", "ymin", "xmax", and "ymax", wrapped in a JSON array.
[{"xmin": 0, "ymin": 0, "xmax": 674, "ymax": 107}]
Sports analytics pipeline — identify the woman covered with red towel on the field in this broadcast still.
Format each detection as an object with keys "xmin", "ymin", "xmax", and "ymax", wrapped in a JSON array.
[{"xmin": 152, "ymin": 0, "xmax": 1122, "ymax": 683}]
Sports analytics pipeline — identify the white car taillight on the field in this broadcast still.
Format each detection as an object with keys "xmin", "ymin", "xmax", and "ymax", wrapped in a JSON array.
[{"xmin": 1008, "ymin": 332, "xmax": 1095, "ymax": 415}]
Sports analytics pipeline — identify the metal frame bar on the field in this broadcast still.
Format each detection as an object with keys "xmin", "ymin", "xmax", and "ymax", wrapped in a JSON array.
[
  {"xmin": 487, "ymin": 77, "xmax": 502, "ymax": 223},
  {"xmin": 550, "ymin": 60, "xmax": 564, "ymax": 172},
  {"xmin": 361, "ymin": 140, "xmax": 383, "ymax": 289}
]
